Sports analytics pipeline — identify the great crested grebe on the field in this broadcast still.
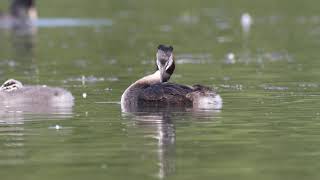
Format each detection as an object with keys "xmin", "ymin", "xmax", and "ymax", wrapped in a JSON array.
[
  {"xmin": 121, "ymin": 45, "xmax": 222, "ymax": 112},
  {"xmin": 0, "ymin": 79, "xmax": 74, "ymax": 107}
]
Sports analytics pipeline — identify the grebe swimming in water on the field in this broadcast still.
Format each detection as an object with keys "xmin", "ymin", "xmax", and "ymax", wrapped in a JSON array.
[
  {"xmin": 0, "ymin": 79, "xmax": 74, "ymax": 107},
  {"xmin": 121, "ymin": 45, "xmax": 222, "ymax": 112}
]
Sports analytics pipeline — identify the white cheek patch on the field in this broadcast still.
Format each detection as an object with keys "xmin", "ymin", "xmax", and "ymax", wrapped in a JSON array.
[
  {"xmin": 156, "ymin": 59, "xmax": 162, "ymax": 70},
  {"xmin": 165, "ymin": 55, "xmax": 173, "ymax": 70}
]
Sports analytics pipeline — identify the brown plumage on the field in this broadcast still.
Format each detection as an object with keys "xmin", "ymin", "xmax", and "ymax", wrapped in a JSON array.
[
  {"xmin": 121, "ymin": 45, "xmax": 222, "ymax": 112},
  {"xmin": 138, "ymin": 83, "xmax": 194, "ymax": 106}
]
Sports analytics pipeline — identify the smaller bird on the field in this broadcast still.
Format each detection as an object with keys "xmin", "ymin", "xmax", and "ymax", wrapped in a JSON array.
[{"xmin": 0, "ymin": 79, "xmax": 74, "ymax": 107}]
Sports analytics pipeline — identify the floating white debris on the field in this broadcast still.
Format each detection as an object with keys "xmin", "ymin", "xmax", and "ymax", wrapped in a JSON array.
[
  {"xmin": 67, "ymin": 75, "xmax": 106, "ymax": 83},
  {"xmin": 241, "ymin": 13, "xmax": 253, "ymax": 33},
  {"xmin": 225, "ymin": 52, "xmax": 236, "ymax": 64},
  {"xmin": 104, "ymin": 87, "xmax": 112, "ymax": 91},
  {"xmin": 82, "ymin": 75, "xmax": 86, "ymax": 86},
  {"xmin": 82, "ymin": 92, "xmax": 87, "ymax": 98},
  {"xmin": 48, "ymin": 124, "xmax": 62, "ymax": 130}
]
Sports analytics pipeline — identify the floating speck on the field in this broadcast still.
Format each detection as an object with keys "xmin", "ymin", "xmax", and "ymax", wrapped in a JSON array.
[
  {"xmin": 67, "ymin": 75, "xmax": 105, "ymax": 84},
  {"xmin": 241, "ymin": 13, "xmax": 253, "ymax": 33},
  {"xmin": 82, "ymin": 92, "xmax": 87, "ymax": 98},
  {"xmin": 49, "ymin": 125, "xmax": 62, "ymax": 130},
  {"xmin": 82, "ymin": 75, "xmax": 86, "ymax": 85},
  {"xmin": 225, "ymin": 52, "xmax": 236, "ymax": 64},
  {"xmin": 105, "ymin": 88, "xmax": 112, "ymax": 91}
]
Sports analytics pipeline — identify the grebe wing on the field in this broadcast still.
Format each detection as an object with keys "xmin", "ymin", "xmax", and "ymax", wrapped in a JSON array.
[{"xmin": 138, "ymin": 82, "xmax": 193, "ymax": 103}]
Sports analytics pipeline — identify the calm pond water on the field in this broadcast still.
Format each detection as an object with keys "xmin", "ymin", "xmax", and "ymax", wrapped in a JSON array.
[{"xmin": 0, "ymin": 0, "xmax": 320, "ymax": 180}]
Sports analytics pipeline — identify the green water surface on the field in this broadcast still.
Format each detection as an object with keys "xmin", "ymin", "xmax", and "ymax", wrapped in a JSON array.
[{"xmin": 0, "ymin": 0, "xmax": 320, "ymax": 180}]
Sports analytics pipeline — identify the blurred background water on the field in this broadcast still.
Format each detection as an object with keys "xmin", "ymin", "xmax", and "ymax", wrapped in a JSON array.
[{"xmin": 0, "ymin": 0, "xmax": 320, "ymax": 179}]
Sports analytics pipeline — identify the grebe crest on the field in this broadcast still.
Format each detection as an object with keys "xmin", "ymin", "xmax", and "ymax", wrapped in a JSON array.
[{"xmin": 156, "ymin": 45, "xmax": 175, "ymax": 82}]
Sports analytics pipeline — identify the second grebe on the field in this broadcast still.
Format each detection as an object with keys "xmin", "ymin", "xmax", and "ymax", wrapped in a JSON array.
[
  {"xmin": 0, "ymin": 79, "xmax": 74, "ymax": 107},
  {"xmin": 10, "ymin": 0, "xmax": 37, "ymax": 20},
  {"xmin": 121, "ymin": 45, "xmax": 222, "ymax": 112},
  {"xmin": 0, "ymin": 0, "xmax": 37, "ymax": 33}
]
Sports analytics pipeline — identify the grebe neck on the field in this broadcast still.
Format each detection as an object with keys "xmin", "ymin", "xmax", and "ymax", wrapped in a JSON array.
[
  {"xmin": 135, "ymin": 70, "xmax": 162, "ymax": 86},
  {"xmin": 121, "ymin": 70, "xmax": 162, "ymax": 109}
]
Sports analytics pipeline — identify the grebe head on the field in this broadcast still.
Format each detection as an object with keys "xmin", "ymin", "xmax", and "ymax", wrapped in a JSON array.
[
  {"xmin": 156, "ymin": 45, "xmax": 175, "ymax": 82},
  {"xmin": 0, "ymin": 79, "xmax": 23, "ymax": 92},
  {"xmin": 10, "ymin": 0, "xmax": 37, "ymax": 20}
]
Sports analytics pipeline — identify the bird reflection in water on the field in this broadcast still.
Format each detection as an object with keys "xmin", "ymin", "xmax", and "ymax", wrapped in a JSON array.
[
  {"xmin": 122, "ymin": 107, "xmax": 221, "ymax": 179},
  {"xmin": 0, "ymin": 103, "xmax": 73, "ymax": 166}
]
